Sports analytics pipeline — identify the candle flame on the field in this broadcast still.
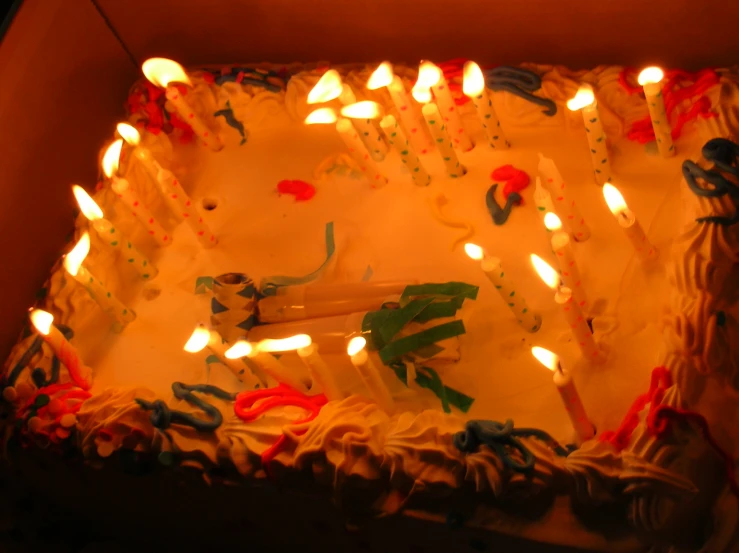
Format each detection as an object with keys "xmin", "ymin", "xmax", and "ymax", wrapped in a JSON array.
[
  {"xmin": 29, "ymin": 309, "xmax": 54, "ymax": 336},
  {"xmin": 72, "ymin": 185, "xmax": 104, "ymax": 221},
  {"xmin": 543, "ymin": 212, "xmax": 563, "ymax": 232},
  {"xmin": 464, "ymin": 243, "xmax": 485, "ymax": 261},
  {"xmin": 462, "ymin": 61, "xmax": 485, "ymax": 96},
  {"xmin": 417, "ymin": 61, "xmax": 442, "ymax": 88},
  {"xmin": 63, "ymin": 232, "xmax": 91, "ymax": 277},
  {"xmin": 530, "ymin": 254, "xmax": 559, "ymax": 289},
  {"xmin": 637, "ymin": 66, "xmax": 664, "ymax": 86},
  {"xmin": 142, "ymin": 58, "xmax": 191, "ymax": 88},
  {"xmin": 102, "ymin": 139, "xmax": 124, "ymax": 178},
  {"xmin": 257, "ymin": 334, "xmax": 312, "ymax": 353},
  {"xmin": 566, "ymin": 85, "xmax": 595, "ymax": 111},
  {"xmin": 305, "ymin": 108, "xmax": 338, "ymax": 125},
  {"xmin": 379, "ymin": 114, "xmax": 396, "ymax": 130},
  {"xmin": 367, "ymin": 62, "xmax": 394, "ymax": 90},
  {"xmin": 183, "ymin": 326, "xmax": 211, "ymax": 353},
  {"xmin": 225, "ymin": 340, "xmax": 253, "ymax": 359},
  {"xmin": 602, "ymin": 183, "xmax": 628, "ymax": 215},
  {"xmin": 307, "ymin": 69, "xmax": 343, "ymax": 104},
  {"xmin": 531, "ymin": 346, "xmax": 559, "ymax": 371},
  {"xmin": 116, "ymin": 123, "xmax": 141, "ymax": 146},
  {"xmin": 347, "ymin": 336, "xmax": 367, "ymax": 356},
  {"xmin": 411, "ymin": 84, "xmax": 432, "ymax": 104},
  {"xmin": 340, "ymin": 101, "xmax": 382, "ymax": 120}
]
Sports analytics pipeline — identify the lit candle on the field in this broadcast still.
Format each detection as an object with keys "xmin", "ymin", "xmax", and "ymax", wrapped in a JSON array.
[
  {"xmin": 531, "ymin": 346, "xmax": 595, "ymax": 442},
  {"xmin": 116, "ymin": 123, "xmax": 159, "ymax": 181},
  {"xmin": 102, "ymin": 140, "xmax": 171, "ymax": 247},
  {"xmin": 538, "ymin": 153, "xmax": 590, "ymax": 241},
  {"xmin": 637, "ymin": 67, "xmax": 674, "ymax": 158},
  {"xmin": 29, "ymin": 309, "xmax": 92, "ymax": 390},
  {"xmin": 413, "ymin": 87, "xmax": 466, "ymax": 178},
  {"xmin": 225, "ymin": 337, "xmax": 310, "ymax": 393},
  {"xmin": 142, "ymin": 58, "xmax": 223, "ymax": 151},
  {"xmin": 566, "ymin": 84, "xmax": 611, "ymax": 185},
  {"xmin": 602, "ymin": 183, "xmax": 658, "ymax": 263},
  {"xmin": 183, "ymin": 326, "xmax": 262, "ymax": 389},
  {"xmin": 156, "ymin": 167, "xmax": 218, "ymax": 248},
  {"xmin": 531, "ymin": 254, "xmax": 602, "ymax": 362},
  {"xmin": 379, "ymin": 114, "xmax": 431, "ymax": 187},
  {"xmin": 72, "ymin": 185, "xmax": 158, "ymax": 280},
  {"xmin": 533, "ymin": 177, "xmax": 557, "ymax": 232},
  {"xmin": 340, "ymin": 101, "xmax": 388, "ymax": 162},
  {"xmin": 305, "ymin": 108, "xmax": 386, "ymax": 186},
  {"xmin": 296, "ymin": 338, "xmax": 344, "ymax": 400},
  {"xmin": 417, "ymin": 61, "xmax": 472, "ymax": 151},
  {"xmin": 543, "ymin": 213, "xmax": 588, "ymax": 312},
  {"xmin": 367, "ymin": 61, "xmax": 431, "ymax": 153},
  {"xmin": 464, "ymin": 243, "xmax": 541, "ymax": 333},
  {"xmin": 346, "ymin": 336, "xmax": 394, "ymax": 413},
  {"xmin": 462, "ymin": 61, "xmax": 509, "ymax": 149},
  {"xmin": 307, "ymin": 69, "xmax": 356, "ymax": 106},
  {"xmin": 63, "ymin": 233, "xmax": 136, "ymax": 328}
]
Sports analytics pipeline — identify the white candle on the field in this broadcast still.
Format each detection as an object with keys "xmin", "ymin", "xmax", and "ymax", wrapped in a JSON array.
[
  {"xmin": 417, "ymin": 98, "xmax": 466, "ymax": 178},
  {"xmin": 602, "ymin": 183, "xmax": 658, "ymax": 263},
  {"xmin": 347, "ymin": 337, "xmax": 394, "ymax": 413},
  {"xmin": 336, "ymin": 117, "xmax": 387, "ymax": 186},
  {"xmin": 638, "ymin": 67, "xmax": 675, "ymax": 158},
  {"xmin": 156, "ymin": 167, "xmax": 218, "ymax": 248},
  {"xmin": 183, "ymin": 326, "xmax": 262, "ymax": 389},
  {"xmin": 533, "ymin": 177, "xmax": 557, "ymax": 232},
  {"xmin": 64, "ymin": 233, "xmax": 136, "ymax": 328},
  {"xmin": 543, "ymin": 213, "xmax": 588, "ymax": 313},
  {"xmin": 102, "ymin": 140, "xmax": 171, "ymax": 247},
  {"xmin": 340, "ymin": 101, "xmax": 388, "ymax": 162},
  {"xmin": 367, "ymin": 62, "xmax": 432, "ymax": 154},
  {"xmin": 538, "ymin": 153, "xmax": 590, "ymax": 241},
  {"xmin": 225, "ymin": 337, "xmax": 310, "ymax": 393},
  {"xmin": 29, "ymin": 309, "xmax": 92, "ymax": 390},
  {"xmin": 531, "ymin": 254, "xmax": 602, "ymax": 363},
  {"xmin": 142, "ymin": 58, "xmax": 223, "ymax": 151},
  {"xmin": 531, "ymin": 346, "xmax": 595, "ymax": 442},
  {"xmin": 297, "ymin": 340, "xmax": 344, "ymax": 401},
  {"xmin": 72, "ymin": 185, "xmax": 158, "ymax": 280},
  {"xmin": 462, "ymin": 61, "xmax": 509, "ymax": 149},
  {"xmin": 566, "ymin": 85, "xmax": 611, "ymax": 185},
  {"xmin": 417, "ymin": 61, "xmax": 472, "ymax": 151},
  {"xmin": 465, "ymin": 243, "xmax": 541, "ymax": 333},
  {"xmin": 379, "ymin": 114, "xmax": 431, "ymax": 187}
]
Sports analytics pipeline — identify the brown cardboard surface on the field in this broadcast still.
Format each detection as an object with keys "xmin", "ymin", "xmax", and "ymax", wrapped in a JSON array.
[
  {"xmin": 99, "ymin": 0, "xmax": 737, "ymax": 69},
  {"xmin": 0, "ymin": 0, "xmax": 137, "ymax": 358}
]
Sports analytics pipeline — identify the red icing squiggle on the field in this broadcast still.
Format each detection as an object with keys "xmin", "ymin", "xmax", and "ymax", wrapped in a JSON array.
[
  {"xmin": 491, "ymin": 165, "xmax": 530, "ymax": 204},
  {"xmin": 600, "ymin": 366, "xmax": 739, "ymax": 499},
  {"xmin": 234, "ymin": 384, "xmax": 327, "ymax": 469},
  {"xmin": 277, "ymin": 179, "xmax": 316, "ymax": 201},
  {"xmin": 619, "ymin": 68, "xmax": 719, "ymax": 144}
]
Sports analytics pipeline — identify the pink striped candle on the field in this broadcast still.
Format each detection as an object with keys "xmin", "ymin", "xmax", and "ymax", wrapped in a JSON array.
[
  {"xmin": 538, "ymin": 153, "xmax": 590, "ymax": 242},
  {"xmin": 544, "ymin": 213, "xmax": 588, "ymax": 313}
]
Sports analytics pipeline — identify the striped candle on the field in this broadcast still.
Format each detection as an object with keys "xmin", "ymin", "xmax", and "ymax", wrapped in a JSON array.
[
  {"xmin": 545, "ymin": 214, "xmax": 588, "ymax": 313},
  {"xmin": 555, "ymin": 286, "xmax": 602, "ymax": 363},
  {"xmin": 533, "ymin": 177, "xmax": 557, "ymax": 232},
  {"xmin": 380, "ymin": 114, "xmax": 430, "ymax": 186},
  {"xmin": 157, "ymin": 168, "xmax": 217, "ymax": 248},
  {"xmin": 421, "ymin": 103, "xmax": 466, "ymax": 178},
  {"xmin": 538, "ymin": 153, "xmax": 590, "ymax": 241},
  {"xmin": 466, "ymin": 244, "xmax": 541, "ymax": 332},
  {"xmin": 567, "ymin": 85, "xmax": 611, "ymax": 185},
  {"xmin": 638, "ymin": 67, "xmax": 675, "ymax": 158},
  {"xmin": 462, "ymin": 61, "xmax": 509, "ymax": 149},
  {"xmin": 336, "ymin": 118, "xmax": 387, "ymax": 186},
  {"xmin": 420, "ymin": 61, "xmax": 473, "ymax": 151}
]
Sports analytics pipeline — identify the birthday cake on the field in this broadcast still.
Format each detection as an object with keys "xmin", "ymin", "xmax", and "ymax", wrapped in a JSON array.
[{"xmin": 3, "ymin": 58, "xmax": 739, "ymax": 552}]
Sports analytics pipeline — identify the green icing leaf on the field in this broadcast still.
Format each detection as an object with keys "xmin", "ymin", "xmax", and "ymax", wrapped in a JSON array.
[
  {"xmin": 379, "ymin": 320, "xmax": 466, "ymax": 364},
  {"xmin": 378, "ymin": 297, "xmax": 436, "ymax": 344},
  {"xmin": 204, "ymin": 354, "xmax": 222, "ymax": 366}
]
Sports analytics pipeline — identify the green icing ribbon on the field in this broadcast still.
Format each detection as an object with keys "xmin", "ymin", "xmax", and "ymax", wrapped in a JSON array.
[
  {"xmin": 400, "ymin": 281, "xmax": 479, "ymax": 303},
  {"xmin": 379, "ymin": 320, "xmax": 466, "ymax": 364},
  {"xmin": 194, "ymin": 276, "xmax": 214, "ymax": 295},
  {"xmin": 389, "ymin": 362, "xmax": 474, "ymax": 413},
  {"xmin": 259, "ymin": 222, "xmax": 335, "ymax": 296}
]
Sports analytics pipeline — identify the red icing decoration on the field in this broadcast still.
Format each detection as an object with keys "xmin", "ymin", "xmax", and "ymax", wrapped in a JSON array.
[
  {"xmin": 600, "ymin": 366, "xmax": 739, "ymax": 499},
  {"xmin": 619, "ymin": 68, "xmax": 719, "ymax": 144},
  {"xmin": 491, "ymin": 165, "xmax": 530, "ymax": 204},
  {"xmin": 277, "ymin": 180, "xmax": 316, "ymax": 201},
  {"xmin": 438, "ymin": 58, "xmax": 496, "ymax": 107},
  {"xmin": 234, "ymin": 384, "xmax": 327, "ymax": 470},
  {"xmin": 236, "ymin": 71, "xmax": 245, "ymax": 84},
  {"xmin": 202, "ymin": 72, "xmax": 215, "ymax": 85}
]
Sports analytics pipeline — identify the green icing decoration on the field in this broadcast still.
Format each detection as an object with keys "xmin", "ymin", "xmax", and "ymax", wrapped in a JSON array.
[
  {"xmin": 195, "ymin": 276, "xmax": 214, "ymax": 294},
  {"xmin": 379, "ymin": 320, "xmax": 466, "ymax": 364},
  {"xmin": 389, "ymin": 362, "xmax": 474, "ymax": 413},
  {"xmin": 204, "ymin": 354, "xmax": 222, "ymax": 366}
]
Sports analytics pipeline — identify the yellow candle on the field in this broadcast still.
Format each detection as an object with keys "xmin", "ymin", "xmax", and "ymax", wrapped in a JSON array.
[{"xmin": 602, "ymin": 183, "xmax": 658, "ymax": 263}]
